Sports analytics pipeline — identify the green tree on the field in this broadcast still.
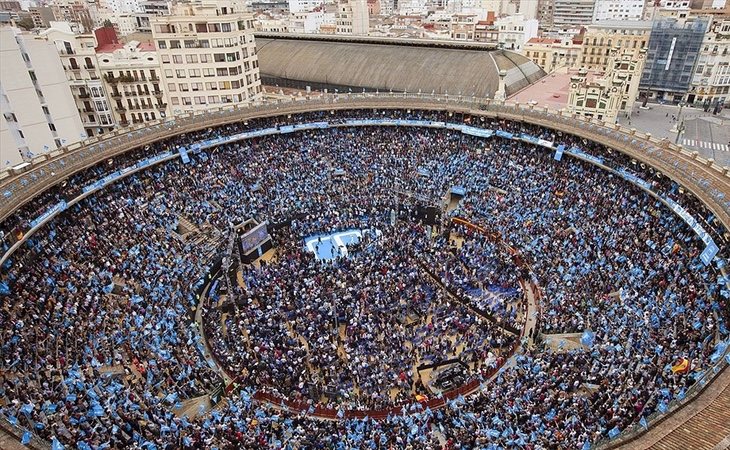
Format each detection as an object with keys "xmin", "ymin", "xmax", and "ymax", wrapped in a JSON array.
[{"xmin": 16, "ymin": 18, "xmax": 35, "ymax": 31}]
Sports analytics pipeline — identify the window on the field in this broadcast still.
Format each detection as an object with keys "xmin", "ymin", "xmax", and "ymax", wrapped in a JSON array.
[
  {"xmin": 176, "ymin": 69, "xmax": 186, "ymax": 78},
  {"xmin": 162, "ymin": 55, "xmax": 170, "ymax": 63},
  {"xmin": 179, "ymin": 83, "xmax": 189, "ymax": 91},
  {"xmin": 170, "ymin": 40, "xmax": 181, "ymax": 49},
  {"xmin": 191, "ymin": 82, "xmax": 203, "ymax": 91},
  {"xmin": 185, "ymin": 54, "xmax": 198, "ymax": 63},
  {"xmin": 157, "ymin": 40, "xmax": 167, "ymax": 49},
  {"xmin": 189, "ymin": 69, "xmax": 201, "ymax": 78},
  {"xmin": 203, "ymin": 68, "xmax": 215, "ymax": 77},
  {"xmin": 199, "ymin": 40, "xmax": 210, "ymax": 48},
  {"xmin": 184, "ymin": 40, "xmax": 197, "ymax": 48},
  {"xmin": 182, "ymin": 97, "xmax": 192, "ymax": 105},
  {"xmin": 221, "ymin": 23, "xmax": 232, "ymax": 32},
  {"xmin": 165, "ymin": 69, "xmax": 174, "ymax": 78},
  {"xmin": 167, "ymin": 83, "xmax": 176, "ymax": 92},
  {"xmin": 194, "ymin": 96, "xmax": 206, "ymax": 104},
  {"xmin": 200, "ymin": 54, "xmax": 209, "ymax": 63},
  {"xmin": 173, "ymin": 55, "xmax": 183, "ymax": 64},
  {"xmin": 208, "ymin": 95, "xmax": 219, "ymax": 103},
  {"xmin": 214, "ymin": 53, "xmax": 226, "ymax": 62},
  {"xmin": 49, "ymin": 123, "xmax": 56, "ymax": 131},
  {"xmin": 217, "ymin": 68, "xmax": 228, "ymax": 77},
  {"xmin": 171, "ymin": 97, "xmax": 179, "ymax": 105},
  {"xmin": 42, "ymin": 106, "xmax": 49, "ymax": 115},
  {"xmin": 205, "ymin": 82, "xmax": 217, "ymax": 90}
]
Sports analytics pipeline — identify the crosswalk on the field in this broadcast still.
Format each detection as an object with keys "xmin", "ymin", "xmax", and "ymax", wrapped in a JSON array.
[{"xmin": 682, "ymin": 139, "xmax": 729, "ymax": 152}]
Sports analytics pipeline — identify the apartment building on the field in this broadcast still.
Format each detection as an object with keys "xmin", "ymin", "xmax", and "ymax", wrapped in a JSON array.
[
  {"xmin": 495, "ymin": 13, "xmax": 537, "ymax": 51},
  {"xmin": 42, "ymin": 24, "xmax": 115, "ymax": 137},
  {"xmin": 580, "ymin": 20, "xmax": 652, "ymax": 71},
  {"xmin": 336, "ymin": 0, "xmax": 369, "ymax": 35},
  {"xmin": 1, "ymin": 27, "xmax": 84, "ymax": 167},
  {"xmin": 552, "ymin": 0, "xmax": 595, "ymax": 29},
  {"xmin": 523, "ymin": 36, "xmax": 582, "ymax": 72},
  {"xmin": 640, "ymin": 16, "xmax": 709, "ymax": 103},
  {"xmin": 151, "ymin": 0, "xmax": 262, "ymax": 115},
  {"xmin": 688, "ymin": 16, "xmax": 730, "ymax": 108},
  {"xmin": 450, "ymin": 13, "xmax": 477, "ymax": 40},
  {"xmin": 98, "ymin": 39, "xmax": 168, "ymax": 127},
  {"xmin": 592, "ymin": 0, "xmax": 648, "ymax": 22}
]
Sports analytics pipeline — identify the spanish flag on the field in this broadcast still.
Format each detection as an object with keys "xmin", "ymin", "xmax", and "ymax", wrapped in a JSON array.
[{"xmin": 671, "ymin": 358, "xmax": 690, "ymax": 374}]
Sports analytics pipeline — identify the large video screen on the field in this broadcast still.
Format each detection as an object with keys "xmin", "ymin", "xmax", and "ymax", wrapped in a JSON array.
[{"xmin": 240, "ymin": 222, "xmax": 269, "ymax": 254}]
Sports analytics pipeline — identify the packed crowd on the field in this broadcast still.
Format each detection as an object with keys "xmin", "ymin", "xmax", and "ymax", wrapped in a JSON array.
[{"xmin": 0, "ymin": 108, "xmax": 728, "ymax": 449}]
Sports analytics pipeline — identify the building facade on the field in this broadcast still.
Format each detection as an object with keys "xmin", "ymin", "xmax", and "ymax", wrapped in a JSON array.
[
  {"xmin": 151, "ymin": 0, "xmax": 262, "ymax": 115},
  {"xmin": 336, "ymin": 0, "xmax": 369, "ymax": 35},
  {"xmin": 580, "ymin": 20, "xmax": 652, "ymax": 71},
  {"xmin": 640, "ymin": 16, "xmax": 710, "ymax": 103},
  {"xmin": 592, "ymin": 0, "xmax": 648, "ymax": 22},
  {"xmin": 523, "ymin": 37, "xmax": 582, "ymax": 72},
  {"xmin": 99, "ymin": 40, "xmax": 168, "ymax": 127},
  {"xmin": 42, "ymin": 24, "xmax": 115, "ymax": 137},
  {"xmin": 495, "ymin": 13, "xmax": 537, "ymax": 50},
  {"xmin": 450, "ymin": 13, "xmax": 477, "ymax": 40},
  {"xmin": 552, "ymin": 0, "xmax": 595, "ymax": 29},
  {"xmin": 688, "ymin": 16, "xmax": 730, "ymax": 108},
  {"xmin": 1, "ymin": 27, "xmax": 84, "ymax": 167}
]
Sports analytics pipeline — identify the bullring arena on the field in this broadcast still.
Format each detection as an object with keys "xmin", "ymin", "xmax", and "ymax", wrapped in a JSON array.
[{"xmin": 1, "ymin": 94, "xmax": 729, "ymax": 449}]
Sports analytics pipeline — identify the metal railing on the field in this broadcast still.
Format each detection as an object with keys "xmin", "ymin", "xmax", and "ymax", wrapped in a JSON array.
[
  {"xmin": 1, "ymin": 92, "xmax": 729, "ymax": 226},
  {"xmin": 596, "ymin": 343, "xmax": 730, "ymax": 449}
]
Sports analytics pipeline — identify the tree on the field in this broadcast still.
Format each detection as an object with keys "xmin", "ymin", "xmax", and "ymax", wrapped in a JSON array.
[{"xmin": 16, "ymin": 18, "xmax": 35, "ymax": 31}]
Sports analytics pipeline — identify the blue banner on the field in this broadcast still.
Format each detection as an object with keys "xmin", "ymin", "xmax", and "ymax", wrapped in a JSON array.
[
  {"xmin": 461, "ymin": 126, "xmax": 494, "ymax": 138},
  {"xmin": 554, "ymin": 144, "xmax": 565, "ymax": 162},
  {"xmin": 495, "ymin": 130, "xmax": 514, "ymax": 139},
  {"xmin": 30, "ymin": 201, "xmax": 67, "ymax": 228},
  {"xmin": 179, "ymin": 147, "xmax": 190, "ymax": 164}
]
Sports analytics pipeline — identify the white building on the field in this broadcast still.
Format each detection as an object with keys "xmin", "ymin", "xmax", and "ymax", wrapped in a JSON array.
[
  {"xmin": 98, "ymin": 40, "xmax": 169, "ymax": 126},
  {"xmin": 336, "ymin": 0, "xmax": 368, "ymax": 35},
  {"xmin": 495, "ymin": 13, "xmax": 537, "ymax": 51},
  {"xmin": 689, "ymin": 16, "xmax": 730, "ymax": 108},
  {"xmin": 1, "ymin": 27, "xmax": 84, "ymax": 168},
  {"xmin": 552, "ymin": 0, "xmax": 595, "ymax": 29},
  {"xmin": 289, "ymin": 10, "xmax": 328, "ymax": 33},
  {"xmin": 151, "ymin": 0, "xmax": 262, "ymax": 115},
  {"xmin": 288, "ymin": 0, "xmax": 322, "ymax": 13},
  {"xmin": 592, "ymin": 0, "xmax": 647, "ymax": 22},
  {"xmin": 41, "ymin": 23, "xmax": 116, "ymax": 138},
  {"xmin": 99, "ymin": 0, "xmax": 143, "ymax": 14}
]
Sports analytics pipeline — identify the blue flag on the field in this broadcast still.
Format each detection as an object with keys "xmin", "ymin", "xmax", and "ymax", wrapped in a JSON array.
[
  {"xmin": 52, "ymin": 437, "xmax": 65, "ymax": 450},
  {"xmin": 22, "ymin": 431, "xmax": 32, "ymax": 445},
  {"xmin": 608, "ymin": 427, "xmax": 620, "ymax": 439}
]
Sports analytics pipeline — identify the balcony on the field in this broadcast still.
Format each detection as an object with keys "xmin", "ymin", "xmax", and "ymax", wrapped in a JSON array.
[
  {"xmin": 157, "ymin": 103, "xmax": 168, "ymax": 110},
  {"xmin": 81, "ymin": 108, "xmax": 93, "ymax": 113},
  {"xmin": 115, "ymin": 105, "xmax": 127, "ymax": 112},
  {"xmin": 78, "ymin": 92, "xmax": 90, "ymax": 99},
  {"xmin": 85, "ymin": 64, "xmax": 94, "ymax": 70},
  {"xmin": 150, "ymin": 76, "xmax": 159, "ymax": 81},
  {"xmin": 153, "ymin": 90, "xmax": 163, "ymax": 97},
  {"xmin": 111, "ymin": 92, "xmax": 122, "ymax": 98},
  {"xmin": 119, "ymin": 121, "xmax": 129, "ymax": 127}
]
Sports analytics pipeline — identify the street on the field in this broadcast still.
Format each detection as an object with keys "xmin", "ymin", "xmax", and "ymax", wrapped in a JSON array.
[{"xmin": 617, "ymin": 103, "xmax": 730, "ymax": 167}]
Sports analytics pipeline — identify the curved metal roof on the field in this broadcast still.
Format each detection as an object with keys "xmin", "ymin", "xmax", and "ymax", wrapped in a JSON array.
[{"xmin": 255, "ymin": 34, "xmax": 546, "ymax": 97}]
